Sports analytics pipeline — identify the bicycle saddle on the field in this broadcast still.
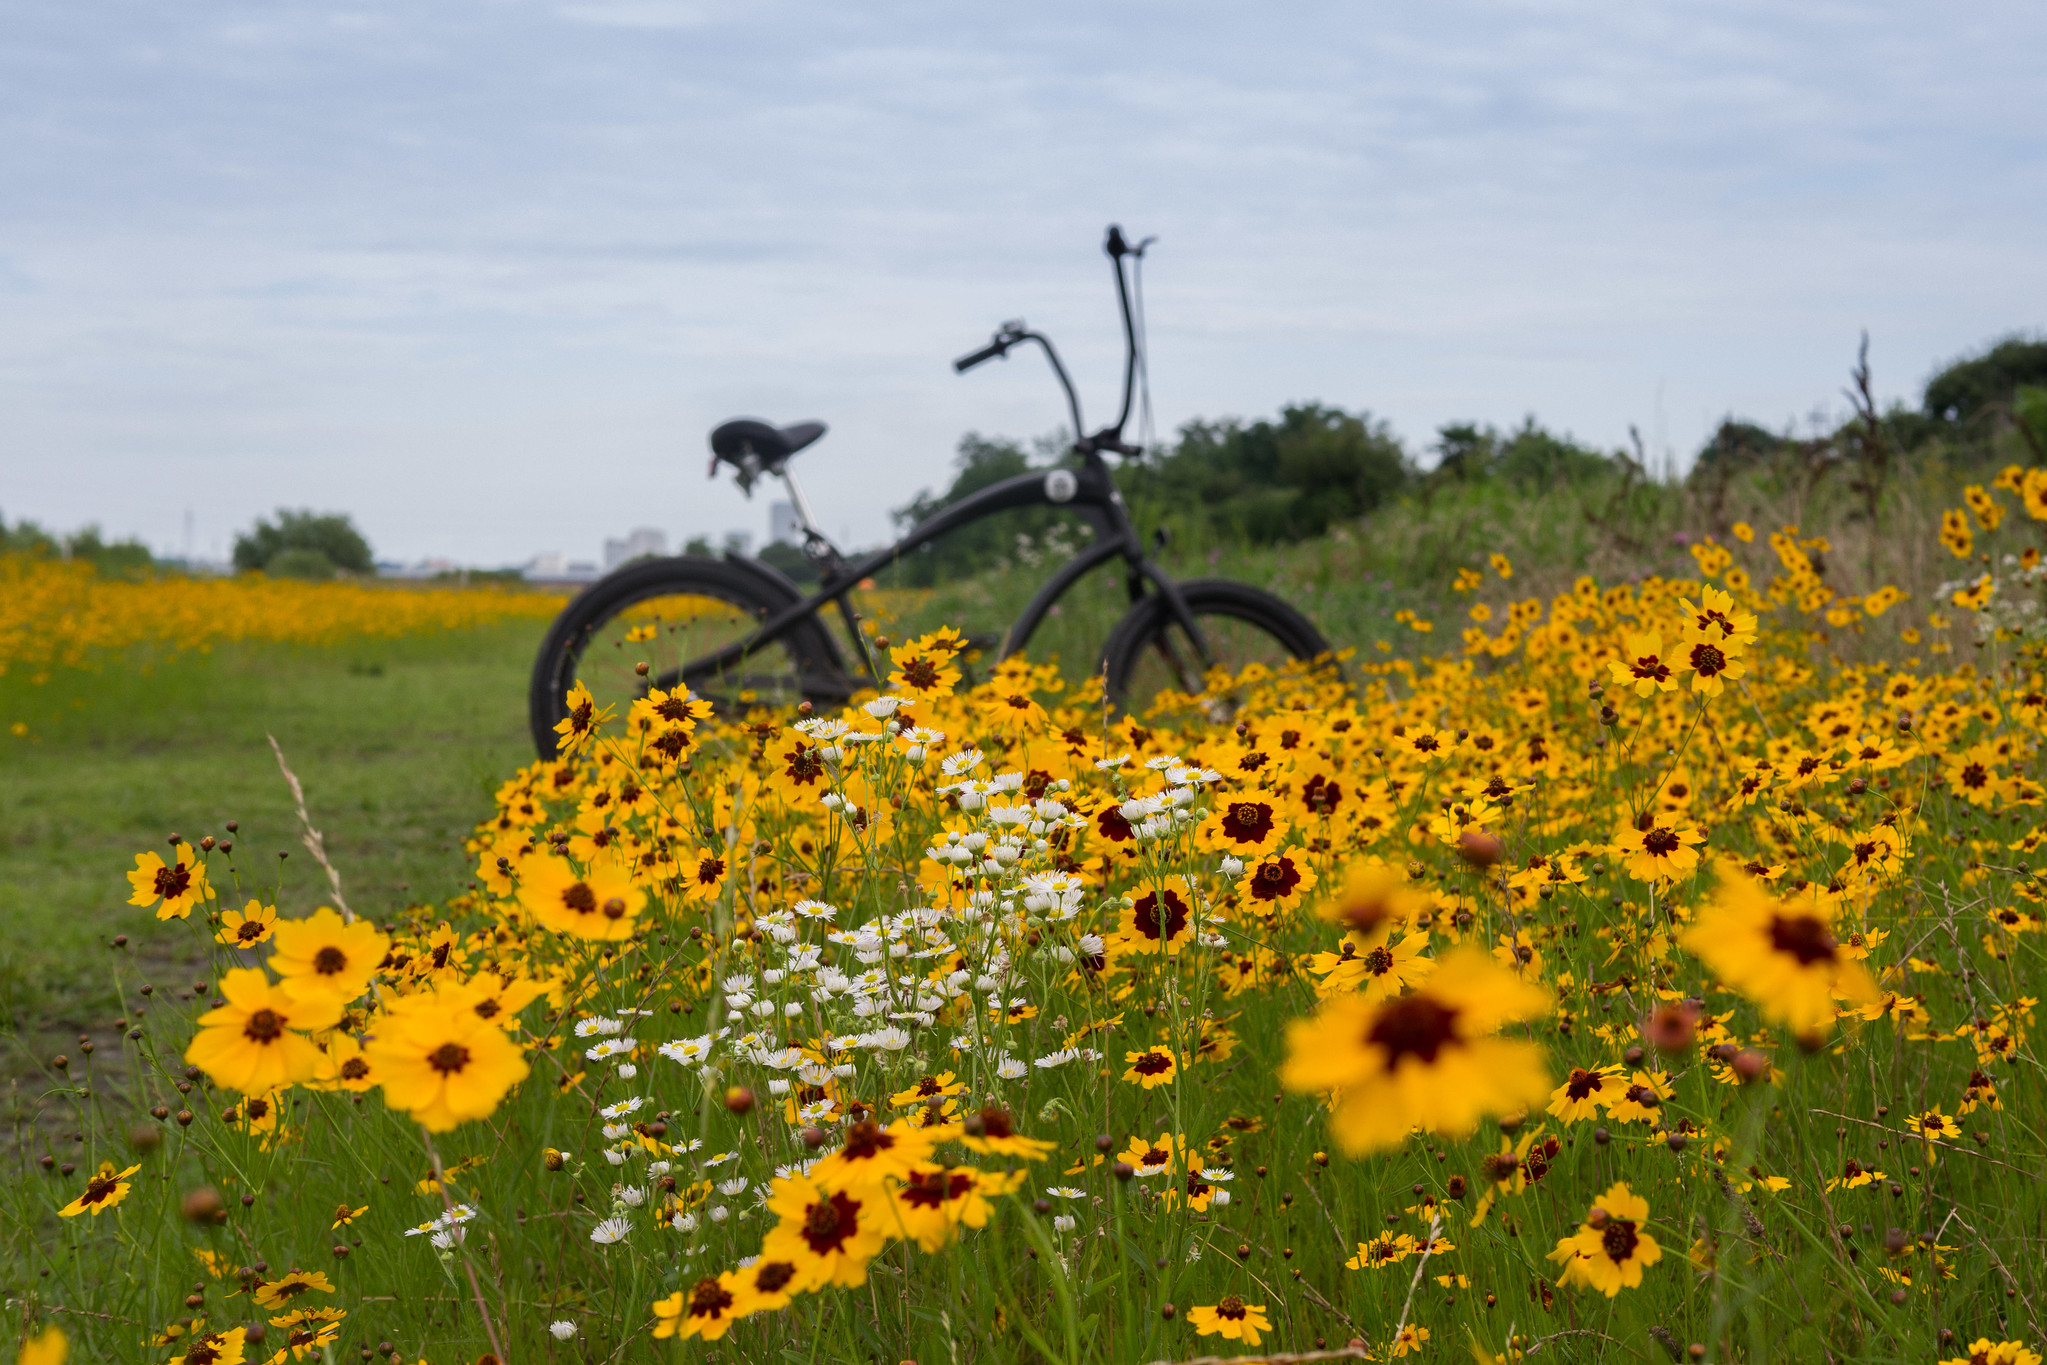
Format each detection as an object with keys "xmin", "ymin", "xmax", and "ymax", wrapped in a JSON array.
[{"xmin": 709, "ymin": 418, "xmax": 826, "ymax": 471}]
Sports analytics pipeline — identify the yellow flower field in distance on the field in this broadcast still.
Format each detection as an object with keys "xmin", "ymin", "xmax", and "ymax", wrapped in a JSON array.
[{"xmin": 0, "ymin": 555, "xmax": 564, "ymax": 677}]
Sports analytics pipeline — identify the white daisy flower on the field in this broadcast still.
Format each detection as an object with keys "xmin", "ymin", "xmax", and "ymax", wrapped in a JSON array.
[
  {"xmin": 548, "ymin": 1321, "xmax": 576, "ymax": 1340},
  {"xmin": 590, "ymin": 1217, "xmax": 632, "ymax": 1245},
  {"xmin": 574, "ymin": 1017, "xmax": 624, "ymax": 1037},
  {"xmin": 599, "ymin": 1096, "xmax": 645, "ymax": 1119}
]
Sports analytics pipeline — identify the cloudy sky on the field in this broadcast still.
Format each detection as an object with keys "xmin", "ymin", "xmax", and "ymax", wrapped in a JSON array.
[{"xmin": 2, "ymin": 2, "xmax": 2040, "ymax": 565}]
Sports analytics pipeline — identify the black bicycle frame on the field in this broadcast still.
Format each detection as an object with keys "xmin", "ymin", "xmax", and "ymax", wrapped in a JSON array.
[
  {"xmin": 670, "ymin": 224, "xmax": 1208, "ymax": 692},
  {"xmin": 673, "ymin": 456, "xmax": 1208, "ymax": 691}
]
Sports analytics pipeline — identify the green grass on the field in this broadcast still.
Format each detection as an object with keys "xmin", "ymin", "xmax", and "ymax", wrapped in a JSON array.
[{"xmin": 0, "ymin": 621, "xmax": 548, "ymax": 1050}]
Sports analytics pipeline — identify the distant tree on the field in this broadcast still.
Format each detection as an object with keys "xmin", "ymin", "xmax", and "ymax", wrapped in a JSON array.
[
  {"xmin": 1691, "ymin": 419, "xmax": 1786, "ymax": 476},
  {"xmin": 1130, "ymin": 404, "xmax": 1410, "ymax": 543},
  {"xmin": 1429, "ymin": 418, "xmax": 1609, "ymax": 490},
  {"xmin": 1923, "ymin": 336, "xmax": 2047, "ymax": 427},
  {"xmin": 233, "ymin": 510, "xmax": 374, "ymax": 577},
  {"xmin": 1, "ymin": 515, "xmax": 154, "ymax": 575}
]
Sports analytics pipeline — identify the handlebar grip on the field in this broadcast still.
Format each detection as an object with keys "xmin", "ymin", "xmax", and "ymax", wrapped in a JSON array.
[{"xmin": 953, "ymin": 339, "xmax": 1009, "ymax": 373}]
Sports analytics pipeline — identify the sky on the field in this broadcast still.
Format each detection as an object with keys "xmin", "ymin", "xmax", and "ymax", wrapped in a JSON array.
[{"xmin": 1, "ymin": 2, "xmax": 2041, "ymax": 567}]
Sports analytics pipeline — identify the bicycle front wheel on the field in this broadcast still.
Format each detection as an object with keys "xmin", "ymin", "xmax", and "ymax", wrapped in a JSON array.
[
  {"xmin": 528, "ymin": 557, "xmax": 848, "ymax": 757},
  {"xmin": 1101, "ymin": 578, "xmax": 1335, "ymax": 716}
]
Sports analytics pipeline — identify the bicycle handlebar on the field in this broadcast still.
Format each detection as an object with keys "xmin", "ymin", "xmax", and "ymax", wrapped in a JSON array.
[{"xmin": 953, "ymin": 337, "xmax": 1011, "ymax": 373}]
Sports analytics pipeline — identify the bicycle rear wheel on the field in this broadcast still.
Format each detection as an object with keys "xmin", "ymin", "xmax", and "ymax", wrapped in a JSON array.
[
  {"xmin": 527, "ymin": 557, "xmax": 849, "ymax": 758},
  {"xmin": 1101, "ymin": 578, "xmax": 1335, "ymax": 717}
]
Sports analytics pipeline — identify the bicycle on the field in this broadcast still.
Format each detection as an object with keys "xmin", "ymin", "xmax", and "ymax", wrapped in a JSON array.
[{"xmin": 527, "ymin": 225, "xmax": 1335, "ymax": 757}]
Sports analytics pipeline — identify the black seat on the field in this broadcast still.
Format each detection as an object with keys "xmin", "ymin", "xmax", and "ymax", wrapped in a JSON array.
[{"xmin": 709, "ymin": 418, "xmax": 826, "ymax": 471}]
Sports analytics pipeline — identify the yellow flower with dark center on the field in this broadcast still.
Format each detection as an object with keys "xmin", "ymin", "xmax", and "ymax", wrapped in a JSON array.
[
  {"xmin": 1345, "ymin": 1231, "xmax": 1420, "ymax": 1269},
  {"xmin": 1906, "ymin": 1108, "xmax": 1962, "ymax": 1142},
  {"xmin": 214, "ymin": 899, "xmax": 277, "ymax": 947},
  {"xmin": 1107, "ymin": 880, "xmax": 1196, "ymax": 958},
  {"xmin": 1614, "ymin": 816, "xmax": 1705, "ymax": 883},
  {"xmin": 330, "ymin": 1203, "xmax": 367, "ymax": 1229},
  {"xmin": 1608, "ymin": 632, "xmax": 1676, "ymax": 696},
  {"xmin": 1546, "ymin": 1063, "xmax": 1626, "ymax": 1122},
  {"xmin": 1940, "ymin": 508, "xmax": 1975, "ymax": 558},
  {"xmin": 1241, "ymin": 851, "xmax": 1315, "ymax": 911},
  {"xmin": 264, "ymin": 1309, "xmax": 343, "ymax": 1361},
  {"xmin": 1678, "ymin": 629, "xmax": 1747, "ymax": 696},
  {"xmin": 725, "ymin": 1257, "xmax": 803, "ymax": 1317},
  {"xmin": 362, "ymin": 989, "xmax": 531, "ymax": 1132},
  {"xmin": 552, "ymin": 681, "xmax": 608, "ymax": 754},
  {"xmin": 185, "ymin": 968, "xmax": 341, "ymax": 1093},
  {"xmin": 268, "ymin": 908, "xmax": 390, "ymax": 1004},
  {"xmin": 651, "ymin": 1274, "xmax": 741, "ymax": 1342},
  {"xmin": 167, "ymin": 1327, "xmax": 246, "ymax": 1365},
  {"xmin": 889, "ymin": 1072, "xmax": 966, "ymax": 1108},
  {"xmin": 1681, "ymin": 861, "xmax": 1879, "ymax": 1036},
  {"xmin": 679, "ymin": 850, "xmax": 728, "ymax": 904},
  {"xmin": 1185, "ymin": 1297, "xmax": 1270, "ymax": 1346},
  {"xmin": 884, "ymin": 1164, "xmax": 1025, "ymax": 1253},
  {"xmin": 1308, "ymin": 927, "xmax": 1435, "ymax": 1003},
  {"xmin": 760, "ymin": 1176, "xmax": 890, "ymax": 1290},
  {"xmin": 126, "ymin": 844, "xmax": 213, "ymax": 920},
  {"xmin": 1122, "ymin": 1046, "xmax": 1179, "ymax": 1089},
  {"xmin": 956, "ymin": 1105, "xmax": 1055, "ymax": 1160},
  {"xmin": 1195, "ymin": 799, "xmax": 1287, "ymax": 855},
  {"xmin": 1548, "ymin": 1181, "xmax": 1661, "ymax": 1296},
  {"xmin": 57, "ymin": 1159, "xmax": 140, "ymax": 1217},
  {"xmin": 1281, "ymin": 948, "xmax": 1551, "ymax": 1154},
  {"xmin": 252, "ymin": 1270, "xmax": 333, "ymax": 1308},
  {"xmin": 811, "ymin": 1118, "xmax": 939, "ymax": 1191},
  {"xmin": 515, "ymin": 853, "xmax": 645, "ymax": 941},
  {"xmin": 888, "ymin": 647, "xmax": 961, "ymax": 701}
]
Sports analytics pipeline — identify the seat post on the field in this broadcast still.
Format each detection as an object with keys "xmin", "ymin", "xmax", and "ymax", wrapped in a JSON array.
[{"xmin": 776, "ymin": 468, "xmax": 832, "ymax": 551}]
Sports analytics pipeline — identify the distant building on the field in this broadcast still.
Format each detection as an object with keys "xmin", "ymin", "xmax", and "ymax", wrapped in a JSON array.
[
  {"xmin": 769, "ymin": 501, "xmax": 802, "ymax": 545},
  {"xmin": 604, "ymin": 527, "xmax": 668, "ymax": 569},
  {"xmin": 522, "ymin": 552, "xmax": 602, "ymax": 584}
]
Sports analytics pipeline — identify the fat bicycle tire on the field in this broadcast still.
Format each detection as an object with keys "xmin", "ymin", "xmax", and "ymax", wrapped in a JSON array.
[
  {"xmin": 1100, "ymin": 577, "xmax": 1335, "ymax": 714},
  {"xmin": 527, "ymin": 556, "xmax": 848, "ymax": 758}
]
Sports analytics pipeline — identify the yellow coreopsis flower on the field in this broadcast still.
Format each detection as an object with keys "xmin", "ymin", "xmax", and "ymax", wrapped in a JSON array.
[
  {"xmin": 1185, "ymin": 1297, "xmax": 1270, "ymax": 1347},
  {"xmin": 1549, "ymin": 1181, "xmax": 1662, "ymax": 1296},
  {"xmin": 1608, "ymin": 632, "xmax": 1676, "ymax": 696},
  {"xmin": 515, "ymin": 852, "xmax": 646, "ymax": 941},
  {"xmin": 1122, "ymin": 1046, "xmax": 1179, "ymax": 1090},
  {"xmin": 651, "ymin": 1276, "xmax": 741, "ymax": 1342},
  {"xmin": 759, "ymin": 1175, "xmax": 891, "ymax": 1291},
  {"xmin": 185, "ymin": 968, "xmax": 341, "ymax": 1093},
  {"xmin": 1280, "ymin": 948, "xmax": 1551, "ymax": 1154},
  {"xmin": 126, "ymin": 843, "xmax": 213, "ymax": 920},
  {"xmin": 57, "ymin": 1160, "xmax": 140, "ymax": 1218},
  {"xmin": 1680, "ymin": 860, "xmax": 1879, "ymax": 1037},
  {"xmin": 214, "ymin": 900, "xmax": 278, "ymax": 948},
  {"xmin": 268, "ymin": 908, "xmax": 390, "ymax": 1004},
  {"xmin": 362, "ymin": 990, "xmax": 530, "ymax": 1132}
]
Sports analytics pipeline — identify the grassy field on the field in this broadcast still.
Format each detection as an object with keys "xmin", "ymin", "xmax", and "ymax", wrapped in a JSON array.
[
  {"xmin": 3, "ymin": 459, "xmax": 2042, "ymax": 1365},
  {"xmin": 0, "ymin": 620, "xmax": 547, "ymax": 1060}
]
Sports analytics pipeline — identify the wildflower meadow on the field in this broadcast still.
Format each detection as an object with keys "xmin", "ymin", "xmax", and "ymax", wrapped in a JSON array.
[{"xmin": 11, "ymin": 472, "xmax": 2047, "ymax": 1365}]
